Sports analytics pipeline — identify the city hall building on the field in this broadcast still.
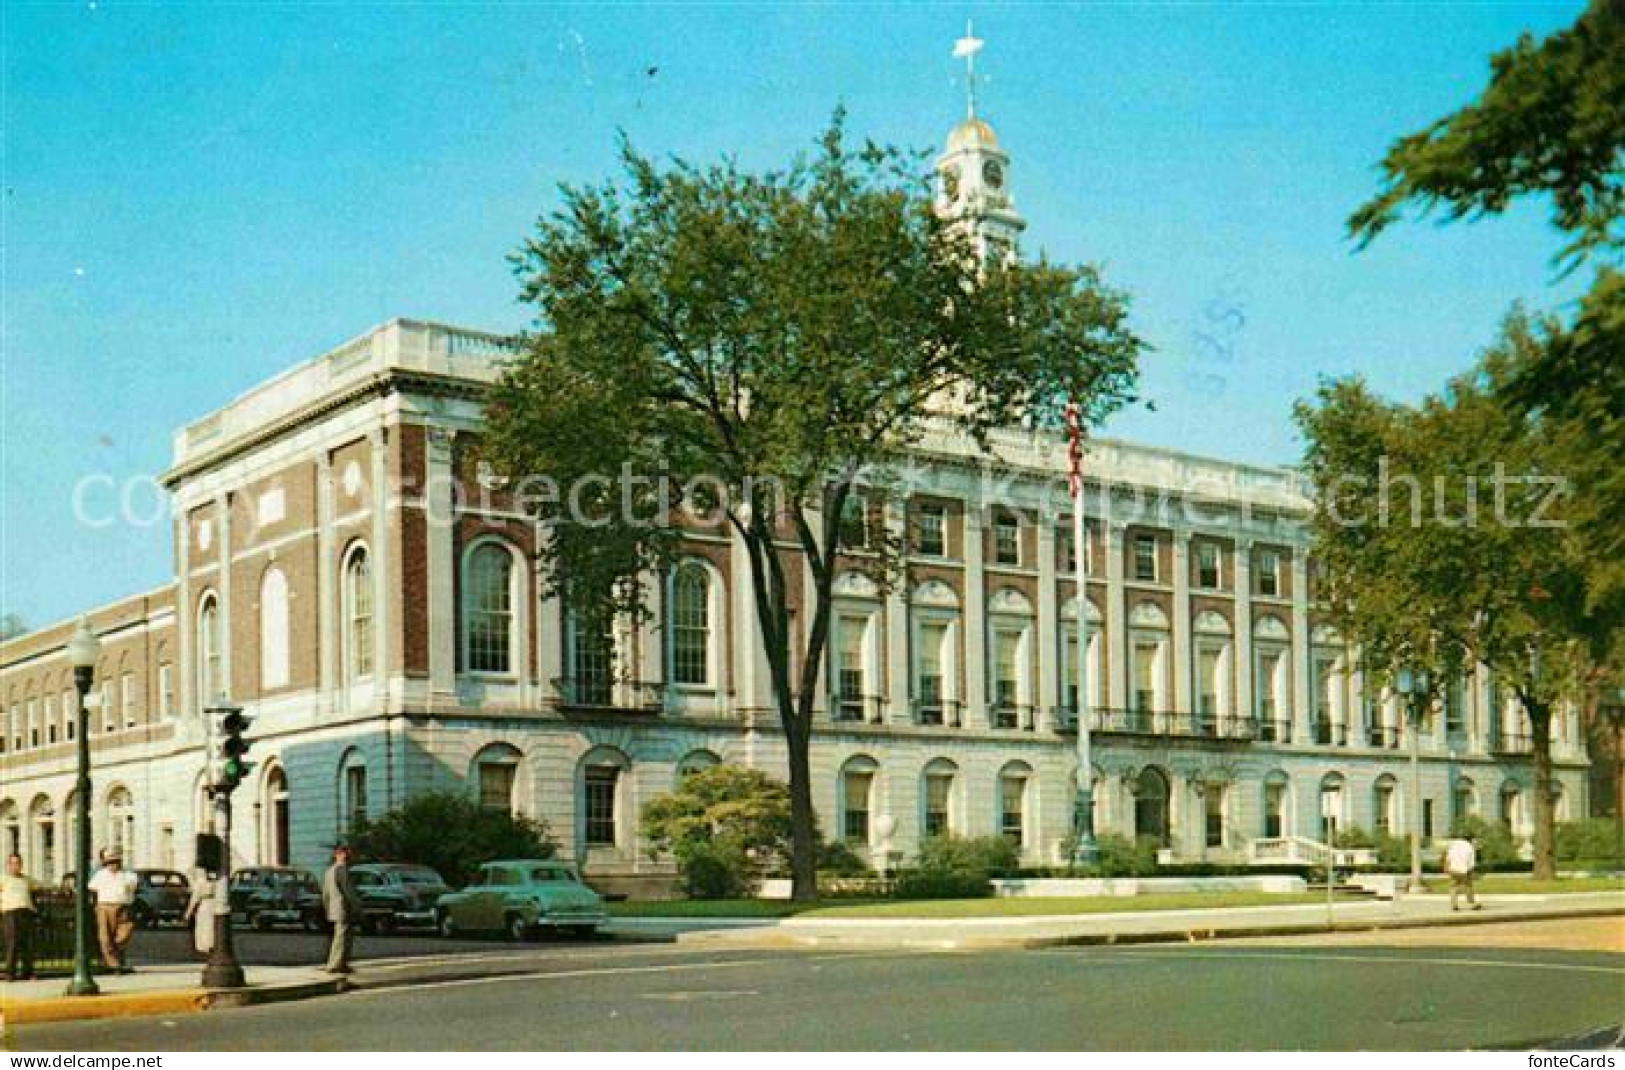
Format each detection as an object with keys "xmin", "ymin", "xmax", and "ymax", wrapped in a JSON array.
[{"xmin": 0, "ymin": 111, "xmax": 1589, "ymax": 892}]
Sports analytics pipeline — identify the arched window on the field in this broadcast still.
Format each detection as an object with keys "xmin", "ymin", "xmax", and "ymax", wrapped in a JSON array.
[
  {"xmin": 999, "ymin": 762, "xmax": 1034, "ymax": 849},
  {"xmin": 1262, "ymin": 771, "xmax": 1290, "ymax": 839},
  {"xmin": 1133, "ymin": 767, "xmax": 1170, "ymax": 845},
  {"xmin": 29, "ymin": 795, "xmax": 56, "ymax": 882},
  {"xmin": 473, "ymin": 743, "xmax": 525, "ymax": 816},
  {"xmin": 840, "ymin": 756, "xmax": 879, "ymax": 846},
  {"xmin": 464, "ymin": 542, "xmax": 517, "ymax": 675},
  {"xmin": 343, "ymin": 545, "xmax": 373, "ymax": 681},
  {"xmin": 0, "ymin": 800, "xmax": 20, "ymax": 861},
  {"xmin": 1320, "ymin": 772, "xmax": 1347, "ymax": 841},
  {"xmin": 669, "ymin": 563, "xmax": 713, "ymax": 687},
  {"xmin": 1373, "ymin": 774, "xmax": 1399, "ymax": 836},
  {"xmin": 579, "ymin": 748, "xmax": 630, "ymax": 850},
  {"xmin": 197, "ymin": 592, "xmax": 222, "ymax": 705},
  {"xmin": 921, "ymin": 758, "xmax": 958, "ymax": 839},
  {"xmin": 676, "ymin": 750, "xmax": 720, "ymax": 781},
  {"xmin": 1128, "ymin": 603, "xmax": 1171, "ymax": 726},
  {"xmin": 988, "ymin": 589, "xmax": 1034, "ymax": 730},
  {"xmin": 260, "ymin": 566, "xmax": 290, "ymax": 691},
  {"xmin": 106, "ymin": 786, "xmax": 135, "ymax": 861},
  {"xmin": 1060, "ymin": 596, "xmax": 1105, "ymax": 723},
  {"xmin": 911, "ymin": 580, "xmax": 961, "ymax": 727},
  {"xmin": 339, "ymin": 750, "xmax": 368, "ymax": 834},
  {"xmin": 1452, "ymin": 777, "xmax": 1477, "ymax": 826}
]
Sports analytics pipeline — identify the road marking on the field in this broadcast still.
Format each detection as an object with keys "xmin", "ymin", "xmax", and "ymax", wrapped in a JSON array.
[
  {"xmin": 360, "ymin": 943, "xmax": 748, "ymax": 972},
  {"xmin": 639, "ymin": 990, "xmax": 760, "ymax": 1001},
  {"xmin": 1103, "ymin": 948, "xmax": 1625, "ymax": 977},
  {"xmin": 343, "ymin": 951, "xmax": 928, "ymax": 997}
]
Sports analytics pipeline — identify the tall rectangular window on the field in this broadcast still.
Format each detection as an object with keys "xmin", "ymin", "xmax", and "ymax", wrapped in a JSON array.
[
  {"xmin": 121, "ymin": 672, "xmax": 137, "ymax": 728},
  {"xmin": 843, "ymin": 771, "xmax": 873, "ymax": 845},
  {"xmin": 915, "ymin": 505, "xmax": 946, "ymax": 557},
  {"xmin": 1132, "ymin": 642, "xmax": 1158, "ymax": 717},
  {"xmin": 1000, "ymin": 776, "xmax": 1026, "ymax": 846},
  {"xmin": 158, "ymin": 665, "xmax": 174, "ymax": 719},
  {"xmin": 1263, "ymin": 783, "xmax": 1285, "ymax": 838},
  {"xmin": 837, "ymin": 618, "xmax": 866, "ymax": 721},
  {"xmin": 1196, "ymin": 543, "xmax": 1221, "ymax": 589},
  {"xmin": 478, "ymin": 762, "xmax": 516, "ymax": 814},
  {"xmin": 1257, "ymin": 549, "xmax": 1281, "ymax": 597},
  {"xmin": 993, "ymin": 512, "xmax": 1020, "ymax": 566},
  {"xmin": 584, "ymin": 766, "xmax": 620, "ymax": 846},
  {"xmin": 993, "ymin": 630, "xmax": 1021, "ymax": 727},
  {"xmin": 344, "ymin": 765, "xmax": 368, "ymax": 832},
  {"xmin": 100, "ymin": 682, "xmax": 113, "ymax": 733},
  {"xmin": 924, "ymin": 774, "xmax": 952, "ymax": 838},
  {"xmin": 1197, "ymin": 646, "xmax": 1222, "ymax": 725},
  {"xmin": 1133, "ymin": 535, "xmax": 1158, "ymax": 582},
  {"xmin": 45, "ymin": 696, "xmax": 56, "ymax": 745},
  {"xmin": 572, "ymin": 616, "xmax": 615, "ymax": 705},
  {"xmin": 838, "ymin": 497, "xmax": 868, "ymax": 550},
  {"xmin": 670, "ymin": 565, "xmax": 711, "ymax": 686},
  {"xmin": 1205, "ymin": 787, "xmax": 1225, "ymax": 848},
  {"xmin": 916, "ymin": 622, "xmax": 946, "ymax": 723}
]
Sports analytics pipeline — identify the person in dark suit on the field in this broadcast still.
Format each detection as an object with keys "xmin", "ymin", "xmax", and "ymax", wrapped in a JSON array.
[{"xmin": 321, "ymin": 844, "xmax": 365, "ymax": 974}]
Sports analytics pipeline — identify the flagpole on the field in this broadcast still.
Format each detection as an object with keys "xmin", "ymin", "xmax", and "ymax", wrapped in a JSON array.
[{"xmin": 1067, "ymin": 402, "xmax": 1100, "ymax": 867}]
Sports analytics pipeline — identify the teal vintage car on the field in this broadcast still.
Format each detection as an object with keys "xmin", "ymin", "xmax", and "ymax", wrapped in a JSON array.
[{"xmin": 434, "ymin": 859, "xmax": 608, "ymax": 941}]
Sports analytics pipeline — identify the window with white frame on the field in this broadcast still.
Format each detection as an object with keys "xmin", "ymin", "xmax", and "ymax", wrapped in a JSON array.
[
  {"xmin": 1133, "ymin": 535, "xmax": 1158, "ymax": 582},
  {"xmin": 1204, "ymin": 784, "xmax": 1226, "ymax": 848},
  {"xmin": 914, "ymin": 504, "xmax": 946, "ymax": 558},
  {"xmin": 45, "ymin": 695, "xmax": 56, "ymax": 745},
  {"xmin": 992, "ymin": 511, "xmax": 1021, "ymax": 566},
  {"xmin": 260, "ymin": 566, "xmax": 290, "ymax": 691},
  {"xmin": 341, "ymin": 752, "xmax": 368, "ymax": 833},
  {"xmin": 198, "ymin": 593, "xmax": 222, "ymax": 706},
  {"xmin": 669, "ymin": 563, "xmax": 712, "ymax": 687},
  {"xmin": 107, "ymin": 787, "xmax": 135, "ymax": 859},
  {"xmin": 476, "ymin": 750, "xmax": 520, "ymax": 814},
  {"xmin": 120, "ymin": 672, "xmax": 137, "ymax": 728},
  {"xmin": 569, "ymin": 610, "xmax": 615, "ymax": 705},
  {"xmin": 1196, "ymin": 542, "xmax": 1222, "ymax": 589},
  {"xmin": 992, "ymin": 628, "xmax": 1023, "ymax": 726},
  {"xmin": 1373, "ymin": 776, "xmax": 1398, "ymax": 836},
  {"xmin": 1263, "ymin": 778, "xmax": 1287, "ymax": 838},
  {"xmin": 915, "ymin": 620, "xmax": 948, "ymax": 722},
  {"xmin": 583, "ymin": 761, "xmax": 623, "ymax": 847},
  {"xmin": 999, "ymin": 768, "xmax": 1029, "ymax": 847},
  {"xmin": 465, "ymin": 543, "xmax": 516, "ymax": 675},
  {"xmin": 835, "ymin": 614, "xmax": 869, "ymax": 721},
  {"xmin": 100, "ymin": 682, "xmax": 113, "ymax": 734},
  {"xmin": 158, "ymin": 664, "xmax": 174, "ymax": 719},
  {"xmin": 1256, "ymin": 549, "xmax": 1282, "ymax": 597},
  {"xmin": 840, "ymin": 758, "xmax": 876, "ymax": 846},
  {"xmin": 838, "ymin": 496, "xmax": 869, "ymax": 550},
  {"xmin": 344, "ymin": 545, "xmax": 373, "ymax": 681},
  {"xmin": 27, "ymin": 699, "xmax": 39, "ymax": 748},
  {"xmin": 1197, "ymin": 644, "xmax": 1224, "ymax": 724},
  {"xmin": 62, "ymin": 691, "xmax": 74, "ymax": 741},
  {"xmin": 922, "ymin": 763, "xmax": 955, "ymax": 838}
]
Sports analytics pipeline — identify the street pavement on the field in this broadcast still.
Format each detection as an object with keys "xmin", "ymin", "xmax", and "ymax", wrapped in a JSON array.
[{"xmin": 11, "ymin": 919, "xmax": 1623, "ymax": 1051}]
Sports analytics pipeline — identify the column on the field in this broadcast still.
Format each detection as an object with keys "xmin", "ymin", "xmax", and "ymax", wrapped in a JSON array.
[
  {"xmin": 1035, "ymin": 519, "xmax": 1059, "ymax": 732},
  {"xmin": 1350, "ymin": 658, "xmax": 1368, "ymax": 748},
  {"xmin": 730, "ymin": 526, "xmax": 770, "ymax": 716},
  {"xmin": 316, "ymin": 450, "xmax": 337, "ymax": 716},
  {"xmin": 1172, "ymin": 529, "xmax": 1192, "ymax": 716},
  {"xmin": 425, "ymin": 430, "xmax": 457, "ymax": 703},
  {"xmin": 884, "ymin": 502, "xmax": 911, "ymax": 726},
  {"xmin": 176, "ymin": 508, "xmax": 193, "ymax": 720},
  {"xmin": 1234, "ymin": 539, "xmax": 1254, "ymax": 732},
  {"xmin": 1104, "ymin": 522, "xmax": 1127, "ymax": 710},
  {"xmin": 370, "ymin": 427, "xmax": 390, "ymax": 711},
  {"xmin": 217, "ymin": 493, "xmax": 233, "ymax": 699},
  {"xmin": 1290, "ymin": 551, "xmax": 1311, "ymax": 746},
  {"xmin": 962, "ymin": 498, "xmax": 988, "ymax": 727}
]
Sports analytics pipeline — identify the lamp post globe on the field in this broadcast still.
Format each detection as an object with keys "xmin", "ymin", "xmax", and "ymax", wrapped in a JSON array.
[{"xmin": 65, "ymin": 618, "xmax": 101, "ymax": 996}]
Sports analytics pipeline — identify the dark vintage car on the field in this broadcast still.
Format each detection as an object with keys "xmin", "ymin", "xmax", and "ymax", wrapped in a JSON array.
[
  {"xmin": 228, "ymin": 866, "xmax": 324, "ymax": 931},
  {"xmin": 132, "ymin": 869, "xmax": 190, "ymax": 927},
  {"xmin": 349, "ymin": 863, "xmax": 450, "ymax": 933}
]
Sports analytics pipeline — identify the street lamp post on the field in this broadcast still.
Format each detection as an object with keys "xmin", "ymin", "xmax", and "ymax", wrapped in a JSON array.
[
  {"xmin": 1396, "ymin": 666, "xmax": 1429, "ymax": 895},
  {"xmin": 65, "ymin": 618, "xmax": 101, "ymax": 997}
]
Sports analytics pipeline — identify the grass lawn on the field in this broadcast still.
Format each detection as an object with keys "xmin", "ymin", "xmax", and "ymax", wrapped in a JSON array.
[
  {"xmin": 1421, "ymin": 875, "xmax": 1625, "ymax": 895},
  {"xmin": 611, "ymin": 892, "xmax": 1338, "ymax": 919}
]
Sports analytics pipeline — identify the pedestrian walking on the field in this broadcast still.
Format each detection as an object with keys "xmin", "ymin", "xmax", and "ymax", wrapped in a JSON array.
[
  {"xmin": 182, "ymin": 864, "xmax": 216, "ymax": 957},
  {"xmin": 2, "ymin": 852, "xmax": 38, "ymax": 981},
  {"xmin": 88, "ymin": 848, "xmax": 140, "ymax": 972},
  {"xmin": 321, "ymin": 843, "xmax": 365, "ymax": 974},
  {"xmin": 1444, "ymin": 832, "xmax": 1483, "ymax": 912}
]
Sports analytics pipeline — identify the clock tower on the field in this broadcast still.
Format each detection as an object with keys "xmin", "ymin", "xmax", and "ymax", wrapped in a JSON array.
[{"xmin": 936, "ymin": 25, "xmax": 1026, "ymax": 263}]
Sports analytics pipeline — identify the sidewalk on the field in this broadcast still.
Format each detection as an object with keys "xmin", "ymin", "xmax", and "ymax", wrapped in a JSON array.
[
  {"xmin": 676, "ymin": 891, "xmax": 1625, "ymax": 952},
  {"xmin": 1, "ymin": 964, "xmax": 346, "ymax": 1026}
]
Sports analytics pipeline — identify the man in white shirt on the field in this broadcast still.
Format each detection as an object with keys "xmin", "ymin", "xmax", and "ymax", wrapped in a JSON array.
[
  {"xmin": 3, "ymin": 853, "xmax": 38, "ymax": 980},
  {"xmin": 88, "ymin": 848, "xmax": 140, "ymax": 971},
  {"xmin": 1444, "ymin": 833, "xmax": 1482, "ymax": 912}
]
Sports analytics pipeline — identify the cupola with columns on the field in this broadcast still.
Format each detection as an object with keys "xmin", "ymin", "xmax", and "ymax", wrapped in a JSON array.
[{"xmin": 936, "ymin": 23, "xmax": 1026, "ymax": 263}]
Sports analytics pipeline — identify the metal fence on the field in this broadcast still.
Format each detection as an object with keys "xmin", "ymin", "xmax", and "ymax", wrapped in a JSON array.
[{"xmin": 27, "ymin": 888, "xmax": 77, "ymax": 975}]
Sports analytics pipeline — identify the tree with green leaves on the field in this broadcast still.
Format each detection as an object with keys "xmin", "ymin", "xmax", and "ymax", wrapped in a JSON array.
[
  {"xmin": 641, "ymin": 766, "xmax": 798, "ymax": 897},
  {"xmin": 483, "ymin": 115, "xmax": 1143, "ymax": 900},
  {"xmin": 1296, "ymin": 315, "xmax": 1620, "ymax": 878},
  {"xmin": 349, "ymin": 792, "xmax": 557, "ymax": 888}
]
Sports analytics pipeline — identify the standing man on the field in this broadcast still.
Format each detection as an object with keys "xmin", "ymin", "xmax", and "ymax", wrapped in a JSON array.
[
  {"xmin": 1445, "ymin": 831, "xmax": 1483, "ymax": 912},
  {"xmin": 88, "ymin": 848, "xmax": 139, "ymax": 972},
  {"xmin": 2, "ymin": 852, "xmax": 38, "ymax": 981},
  {"xmin": 322, "ymin": 843, "xmax": 365, "ymax": 974}
]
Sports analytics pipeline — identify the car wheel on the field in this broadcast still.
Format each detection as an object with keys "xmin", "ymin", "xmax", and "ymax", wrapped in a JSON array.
[
  {"xmin": 505, "ymin": 913, "xmax": 529, "ymax": 943},
  {"xmin": 438, "ymin": 910, "xmax": 458, "ymax": 938}
]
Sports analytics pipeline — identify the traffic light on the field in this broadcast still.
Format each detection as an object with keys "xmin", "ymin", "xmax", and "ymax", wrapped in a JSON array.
[{"xmin": 208, "ymin": 703, "xmax": 254, "ymax": 792}]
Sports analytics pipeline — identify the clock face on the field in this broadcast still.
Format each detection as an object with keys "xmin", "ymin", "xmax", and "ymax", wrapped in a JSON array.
[
  {"xmin": 942, "ymin": 164, "xmax": 961, "ymax": 201},
  {"xmin": 982, "ymin": 158, "xmax": 1004, "ymax": 190}
]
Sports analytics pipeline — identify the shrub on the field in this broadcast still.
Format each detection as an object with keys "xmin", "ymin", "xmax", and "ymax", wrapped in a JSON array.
[
  {"xmin": 641, "ymin": 765, "xmax": 808, "ymax": 897},
  {"xmin": 818, "ymin": 839, "xmax": 871, "ymax": 876},
  {"xmin": 894, "ymin": 867, "xmax": 993, "ymax": 899},
  {"xmin": 349, "ymin": 791, "xmax": 557, "ymax": 888},
  {"xmin": 1555, "ymin": 818, "xmax": 1624, "ymax": 864},
  {"xmin": 1373, "ymin": 832, "xmax": 1410, "ymax": 871},
  {"xmin": 1449, "ymin": 815, "xmax": 1521, "ymax": 867},
  {"xmin": 916, "ymin": 835, "xmax": 1020, "ymax": 878},
  {"xmin": 679, "ymin": 840, "xmax": 752, "ymax": 899},
  {"xmin": 1334, "ymin": 825, "xmax": 1375, "ymax": 849},
  {"xmin": 1081, "ymin": 834, "xmax": 1161, "ymax": 877}
]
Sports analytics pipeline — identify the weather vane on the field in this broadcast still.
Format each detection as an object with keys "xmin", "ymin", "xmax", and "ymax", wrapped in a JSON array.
[{"xmin": 953, "ymin": 19, "xmax": 985, "ymax": 120}]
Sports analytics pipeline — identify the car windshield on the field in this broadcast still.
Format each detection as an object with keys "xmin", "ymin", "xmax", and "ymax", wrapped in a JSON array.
[
  {"xmin": 394, "ymin": 868, "xmax": 443, "ymax": 885},
  {"xmin": 145, "ymin": 873, "xmax": 186, "ymax": 887},
  {"xmin": 527, "ymin": 866, "xmax": 577, "ymax": 884}
]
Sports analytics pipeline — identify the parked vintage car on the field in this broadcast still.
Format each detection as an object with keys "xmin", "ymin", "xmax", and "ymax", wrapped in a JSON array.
[
  {"xmin": 434, "ymin": 860, "xmax": 608, "ymax": 941},
  {"xmin": 131, "ymin": 869, "xmax": 190, "ymax": 928},
  {"xmin": 228, "ymin": 866, "xmax": 325, "ymax": 931},
  {"xmin": 350, "ymin": 863, "xmax": 450, "ymax": 933}
]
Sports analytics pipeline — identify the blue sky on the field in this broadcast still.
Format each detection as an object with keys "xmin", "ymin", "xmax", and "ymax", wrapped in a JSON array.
[{"xmin": 2, "ymin": 1, "xmax": 1591, "ymax": 628}]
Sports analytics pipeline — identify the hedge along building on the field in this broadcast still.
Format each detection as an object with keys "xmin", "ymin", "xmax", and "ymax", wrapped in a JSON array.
[{"xmin": 0, "ymin": 110, "xmax": 1590, "ymax": 894}]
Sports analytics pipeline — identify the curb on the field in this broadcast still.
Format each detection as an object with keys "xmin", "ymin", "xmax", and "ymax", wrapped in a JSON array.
[
  {"xmin": 2, "ymin": 976, "xmax": 348, "ymax": 1026},
  {"xmin": 676, "ymin": 905, "xmax": 1625, "ymax": 953}
]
